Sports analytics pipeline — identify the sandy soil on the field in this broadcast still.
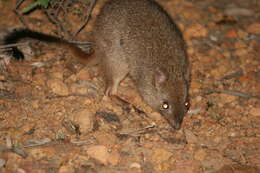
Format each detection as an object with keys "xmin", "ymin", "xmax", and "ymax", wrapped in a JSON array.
[{"xmin": 0, "ymin": 0, "xmax": 259, "ymax": 172}]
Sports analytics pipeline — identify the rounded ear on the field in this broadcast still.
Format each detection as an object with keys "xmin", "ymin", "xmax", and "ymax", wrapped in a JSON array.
[{"xmin": 154, "ymin": 67, "xmax": 168, "ymax": 87}]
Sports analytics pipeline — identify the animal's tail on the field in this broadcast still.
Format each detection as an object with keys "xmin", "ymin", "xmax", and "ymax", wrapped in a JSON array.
[{"xmin": 3, "ymin": 28, "xmax": 95, "ymax": 64}]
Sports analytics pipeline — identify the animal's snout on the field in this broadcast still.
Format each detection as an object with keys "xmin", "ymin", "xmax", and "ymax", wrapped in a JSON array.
[
  {"xmin": 173, "ymin": 121, "xmax": 181, "ymax": 130},
  {"xmin": 174, "ymin": 114, "xmax": 184, "ymax": 130},
  {"xmin": 164, "ymin": 114, "xmax": 183, "ymax": 130}
]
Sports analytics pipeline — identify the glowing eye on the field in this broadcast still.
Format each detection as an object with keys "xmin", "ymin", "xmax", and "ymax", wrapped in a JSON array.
[
  {"xmin": 184, "ymin": 102, "xmax": 190, "ymax": 109},
  {"xmin": 162, "ymin": 102, "xmax": 169, "ymax": 109}
]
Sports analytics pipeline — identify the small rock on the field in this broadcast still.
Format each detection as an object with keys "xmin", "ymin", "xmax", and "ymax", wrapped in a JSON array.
[
  {"xmin": 150, "ymin": 112, "xmax": 162, "ymax": 121},
  {"xmin": 188, "ymin": 108, "xmax": 201, "ymax": 115},
  {"xmin": 86, "ymin": 145, "xmax": 110, "ymax": 165},
  {"xmin": 225, "ymin": 29, "xmax": 238, "ymax": 38},
  {"xmin": 224, "ymin": 7, "xmax": 254, "ymax": 17},
  {"xmin": 213, "ymin": 165, "xmax": 259, "ymax": 173},
  {"xmin": 33, "ymin": 73, "xmax": 47, "ymax": 86},
  {"xmin": 249, "ymin": 108, "xmax": 260, "ymax": 116},
  {"xmin": 185, "ymin": 23, "xmax": 208, "ymax": 38},
  {"xmin": 73, "ymin": 109, "xmax": 94, "ymax": 134},
  {"xmin": 15, "ymin": 86, "xmax": 31, "ymax": 96},
  {"xmin": 247, "ymin": 23, "xmax": 260, "ymax": 34},
  {"xmin": 237, "ymin": 30, "xmax": 248, "ymax": 39},
  {"xmin": 151, "ymin": 148, "xmax": 172, "ymax": 164},
  {"xmin": 108, "ymin": 153, "xmax": 120, "ymax": 166},
  {"xmin": 84, "ymin": 98, "xmax": 93, "ymax": 105},
  {"xmin": 130, "ymin": 162, "xmax": 141, "ymax": 169},
  {"xmin": 181, "ymin": 5, "xmax": 201, "ymax": 20},
  {"xmin": 15, "ymin": 168, "xmax": 26, "ymax": 173},
  {"xmin": 93, "ymin": 132, "xmax": 118, "ymax": 148},
  {"xmin": 0, "ymin": 75, "xmax": 5, "ymax": 80},
  {"xmin": 0, "ymin": 158, "xmax": 6, "ymax": 168},
  {"xmin": 209, "ymin": 35, "xmax": 218, "ymax": 42},
  {"xmin": 234, "ymin": 41, "xmax": 247, "ymax": 49},
  {"xmin": 190, "ymin": 80, "xmax": 202, "ymax": 89},
  {"xmin": 51, "ymin": 72, "xmax": 64, "ymax": 80},
  {"xmin": 58, "ymin": 165, "xmax": 75, "ymax": 173},
  {"xmin": 76, "ymin": 69, "xmax": 91, "ymax": 80},
  {"xmin": 194, "ymin": 149, "xmax": 207, "ymax": 161},
  {"xmin": 4, "ymin": 152, "xmax": 22, "ymax": 170},
  {"xmin": 175, "ymin": 160, "xmax": 201, "ymax": 173},
  {"xmin": 220, "ymin": 94, "xmax": 237, "ymax": 104},
  {"xmin": 74, "ymin": 87, "xmax": 89, "ymax": 95},
  {"xmin": 29, "ymin": 147, "xmax": 56, "ymax": 159},
  {"xmin": 185, "ymin": 129, "xmax": 198, "ymax": 144},
  {"xmin": 47, "ymin": 79, "xmax": 69, "ymax": 96},
  {"xmin": 210, "ymin": 68, "xmax": 225, "ymax": 79},
  {"xmin": 235, "ymin": 48, "xmax": 248, "ymax": 57},
  {"xmin": 203, "ymin": 159, "xmax": 225, "ymax": 172},
  {"xmin": 31, "ymin": 100, "xmax": 39, "ymax": 109}
]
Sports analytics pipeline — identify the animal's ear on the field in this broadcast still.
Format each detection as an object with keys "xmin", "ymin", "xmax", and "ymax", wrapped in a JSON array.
[{"xmin": 154, "ymin": 67, "xmax": 168, "ymax": 87}]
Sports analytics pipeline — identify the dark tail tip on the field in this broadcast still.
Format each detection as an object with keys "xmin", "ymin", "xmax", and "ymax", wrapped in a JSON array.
[{"xmin": 6, "ymin": 47, "xmax": 24, "ymax": 60}]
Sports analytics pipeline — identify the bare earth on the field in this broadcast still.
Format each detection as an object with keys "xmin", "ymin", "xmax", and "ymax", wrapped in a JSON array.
[{"xmin": 0, "ymin": 0, "xmax": 259, "ymax": 172}]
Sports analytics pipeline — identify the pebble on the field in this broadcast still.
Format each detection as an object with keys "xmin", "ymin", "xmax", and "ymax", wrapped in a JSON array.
[
  {"xmin": 225, "ymin": 29, "xmax": 238, "ymax": 38},
  {"xmin": 224, "ymin": 7, "xmax": 254, "ymax": 17},
  {"xmin": 130, "ymin": 162, "xmax": 141, "ymax": 169},
  {"xmin": 184, "ymin": 23, "xmax": 208, "ymax": 38},
  {"xmin": 175, "ymin": 160, "xmax": 201, "ymax": 173},
  {"xmin": 93, "ymin": 131, "xmax": 118, "ymax": 148},
  {"xmin": 235, "ymin": 48, "xmax": 248, "ymax": 57},
  {"xmin": 249, "ymin": 108, "xmax": 260, "ymax": 116},
  {"xmin": 0, "ymin": 158, "xmax": 6, "ymax": 168},
  {"xmin": 76, "ymin": 69, "xmax": 91, "ymax": 80},
  {"xmin": 247, "ymin": 23, "xmax": 260, "ymax": 34},
  {"xmin": 73, "ymin": 109, "xmax": 94, "ymax": 134},
  {"xmin": 51, "ymin": 72, "xmax": 64, "ymax": 80},
  {"xmin": 151, "ymin": 148, "xmax": 172, "ymax": 164},
  {"xmin": 29, "ymin": 147, "xmax": 56, "ymax": 159},
  {"xmin": 0, "ymin": 75, "xmax": 5, "ymax": 80},
  {"xmin": 86, "ymin": 145, "xmax": 110, "ymax": 165},
  {"xmin": 150, "ymin": 112, "xmax": 162, "ymax": 121},
  {"xmin": 234, "ymin": 41, "xmax": 247, "ymax": 49},
  {"xmin": 219, "ymin": 94, "xmax": 237, "ymax": 104},
  {"xmin": 15, "ymin": 168, "xmax": 27, "ymax": 173},
  {"xmin": 213, "ymin": 165, "xmax": 260, "ymax": 173},
  {"xmin": 58, "ymin": 165, "xmax": 75, "ymax": 173},
  {"xmin": 47, "ymin": 79, "xmax": 69, "ymax": 96},
  {"xmin": 108, "ymin": 152, "xmax": 120, "ymax": 166},
  {"xmin": 194, "ymin": 149, "xmax": 207, "ymax": 161},
  {"xmin": 185, "ymin": 129, "xmax": 199, "ymax": 144},
  {"xmin": 33, "ymin": 73, "xmax": 47, "ymax": 86}
]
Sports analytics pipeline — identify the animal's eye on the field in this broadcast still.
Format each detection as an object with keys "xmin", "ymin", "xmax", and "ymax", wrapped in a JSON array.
[
  {"xmin": 184, "ymin": 101, "xmax": 190, "ymax": 109},
  {"xmin": 161, "ymin": 101, "xmax": 169, "ymax": 110}
]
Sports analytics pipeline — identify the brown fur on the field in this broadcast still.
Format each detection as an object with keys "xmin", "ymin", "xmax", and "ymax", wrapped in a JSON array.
[{"xmin": 92, "ymin": 0, "xmax": 190, "ymax": 129}]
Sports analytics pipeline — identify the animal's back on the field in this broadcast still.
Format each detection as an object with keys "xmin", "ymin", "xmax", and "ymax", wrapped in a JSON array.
[
  {"xmin": 93, "ymin": 0, "xmax": 188, "ymax": 83},
  {"xmin": 93, "ymin": 0, "xmax": 190, "ymax": 129}
]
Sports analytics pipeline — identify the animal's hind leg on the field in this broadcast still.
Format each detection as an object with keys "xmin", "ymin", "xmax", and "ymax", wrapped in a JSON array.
[
  {"xmin": 102, "ymin": 57, "xmax": 129, "ymax": 96},
  {"xmin": 104, "ymin": 66, "xmax": 129, "ymax": 96}
]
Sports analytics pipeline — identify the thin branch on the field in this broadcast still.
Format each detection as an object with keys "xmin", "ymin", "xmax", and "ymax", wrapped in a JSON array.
[
  {"xmin": 44, "ymin": 8, "xmax": 72, "ymax": 38},
  {"xmin": 72, "ymin": 0, "xmax": 97, "ymax": 38},
  {"xmin": 13, "ymin": 0, "xmax": 28, "ymax": 28},
  {"xmin": 205, "ymin": 88, "xmax": 260, "ymax": 99},
  {"xmin": 0, "ymin": 42, "xmax": 30, "ymax": 49},
  {"xmin": 119, "ymin": 124, "xmax": 156, "ymax": 135},
  {"xmin": 220, "ymin": 90, "xmax": 260, "ymax": 99}
]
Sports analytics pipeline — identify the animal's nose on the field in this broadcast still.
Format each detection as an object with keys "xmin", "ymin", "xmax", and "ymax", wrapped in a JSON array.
[
  {"xmin": 174, "ymin": 115, "xmax": 184, "ymax": 130},
  {"xmin": 174, "ymin": 122, "xmax": 181, "ymax": 130}
]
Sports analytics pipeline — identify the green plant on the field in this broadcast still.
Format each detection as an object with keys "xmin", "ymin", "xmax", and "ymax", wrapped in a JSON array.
[{"xmin": 22, "ymin": 0, "xmax": 50, "ymax": 14}]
